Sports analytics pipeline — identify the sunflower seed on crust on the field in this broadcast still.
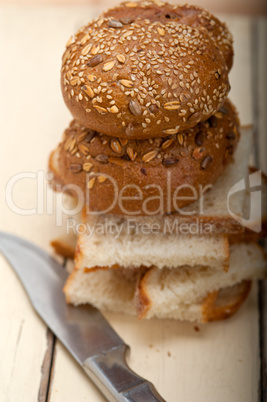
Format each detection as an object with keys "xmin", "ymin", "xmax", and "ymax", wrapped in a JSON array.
[
  {"xmin": 70, "ymin": 164, "xmax": 82, "ymax": 173},
  {"xmin": 108, "ymin": 20, "xmax": 123, "ymax": 28},
  {"xmin": 201, "ymin": 155, "xmax": 213, "ymax": 169},
  {"xmin": 129, "ymin": 99, "xmax": 142, "ymax": 116},
  {"xmin": 87, "ymin": 55, "xmax": 103, "ymax": 67}
]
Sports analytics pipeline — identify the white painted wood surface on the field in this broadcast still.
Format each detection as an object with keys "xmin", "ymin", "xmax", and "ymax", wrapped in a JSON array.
[{"xmin": 0, "ymin": 5, "xmax": 265, "ymax": 401}]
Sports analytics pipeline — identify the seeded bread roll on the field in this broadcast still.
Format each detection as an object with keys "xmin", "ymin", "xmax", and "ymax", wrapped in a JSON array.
[
  {"xmin": 50, "ymin": 99, "xmax": 240, "ymax": 216},
  {"xmin": 61, "ymin": 1, "xmax": 231, "ymax": 139},
  {"xmin": 103, "ymin": 1, "xmax": 233, "ymax": 71}
]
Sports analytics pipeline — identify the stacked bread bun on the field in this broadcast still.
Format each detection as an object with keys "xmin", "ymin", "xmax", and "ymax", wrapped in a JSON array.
[{"xmin": 49, "ymin": 1, "xmax": 267, "ymax": 323}]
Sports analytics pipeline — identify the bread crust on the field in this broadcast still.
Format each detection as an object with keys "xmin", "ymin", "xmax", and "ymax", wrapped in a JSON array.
[
  {"xmin": 103, "ymin": 1, "xmax": 233, "ymax": 70},
  {"xmin": 137, "ymin": 268, "xmax": 252, "ymax": 322},
  {"xmin": 50, "ymin": 99, "xmax": 240, "ymax": 215},
  {"xmin": 202, "ymin": 281, "xmax": 252, "ymax": 322},
  {"xmin": 61, "ymin": 1, "xmax": 231, "ymax": 139},
  {"xmin": 50, "ymin": 239, "xmax": 76, "ymax": 260}
]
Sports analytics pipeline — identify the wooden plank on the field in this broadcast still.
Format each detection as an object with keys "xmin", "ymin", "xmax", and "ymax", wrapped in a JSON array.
[
  {"xmin": 251, "ymin": 17, "xmax": 267, "ymax": 401},
  {"xmin": 48, "ymin": 13, "xmax": 261, "ymax": 402},
  {"xmin": 0, "ymin": 255, "xmax": 49, "ymax": 402}
]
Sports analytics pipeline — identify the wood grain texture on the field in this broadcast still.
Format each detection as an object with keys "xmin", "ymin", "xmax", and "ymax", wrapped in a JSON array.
[
  {"xmin": 38, "ymin": 330, "xmax": 55, "ymax": 402},
  {"xmin": 0, "ymin": 5, "xmax": 265, "ymax": 402},
  {"xmin": 0, "ymin": 255, "xmax": 48, "ymax": 402},
  {"xmin": 252, "ymin": 17, "xmax": 267, "ymax": 401}
]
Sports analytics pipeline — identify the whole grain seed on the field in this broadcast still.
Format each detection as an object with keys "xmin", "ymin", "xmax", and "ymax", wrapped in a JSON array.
[
  {"xmin": 116, "ymin": 54, "xmax": 126, "ymax": 63},
  {"xmin": 126, "ymin": 147, "xmax": 137, "ymax": 161},
  {"xmin": 98, "ymin": 175, "xmax": 107, "ymax": 183},
  {"xmin": 91, "ymin": 44, "xmax": 100, "ymax": 55},
  {"xmin": 110, "ymin": 105, "xmax": 119, "ymax": 113},
  {"xmin": 192, "ymin": 147, "xmax": 204, "ymax": 160},
  {"xmin": 201, "ymin": 155, "xmax": 213, "ymax": 169},
  {"xmin": 87, "ymin": 55, "xmax": 103, "ymax": 67},
  {"xmin": 85, "ymin": 131, "xmax": 96, "ymax": 142},
  {"xmin": 177, "ymin": 134, "xmax": 184, "ymax": 145},
  {"xmin": 103, "ymin": 60, "xmax": 116, "ymax": 72},
  {"xmin": 110, "ymin": 139, "xmax": 122, "ymax": 154},
  {"xmin": 88, "ymin": 75, "xmax": 97, "ymax": 82},
  {"xmin": 142, "ymin": 150, "xmax": 158, "ymax": 162},
  {"xmin": 148, "ymin": 104, "xmax": 159, "ymax": 114},
  {"xmin": 78, "ymin": 144, "xmax": 90, "ymax": 156},
  {"xmin": 93, "ymin": 105, "xmax": 108, "ymax": 114},
  {"xmin": 162, "ymin": 158, "xmax": 179, "ymax": 167},
  {"xmin": 83, "ymin": 162, "xmax": 93, "ymax": 172},
  {"xmin": 163, "ymin": 128, "xmax": 179, "ymax": 135},
  {"xmin": 164, "ymin": 101, "xmax": 180, "ymax": 111},
  {"xmin": 188, "ymin": 112, "xmax": 201, "ymax": 123},
  {"xmin": 80, "ymin": 34, "xmax": 89, "ymax": 45},
  {"xmin": 120, "ymin": 17, "xmax": 134, "ymax": 25},
  {"xmin": 195, "ymin": 132, "xmax": 204, "ymax": 146},
  {"xmin": 70, "ymin": 164, "xmax": 82, "ymax": 173},
  {"xmin": 108, "ymin": 20, "xmax": 123, "ymax": 28},
  {"xmin": 82, "ymin": 85, "xmax": 94, "ymax": 98},
  {"xmin": 120, "ymin": 79, "xmax": 134, "ymax": 88},
  {"xmin": 129, "ymin": 99, "xmax": 142, "ymax": 116},
  {"xmin": 88, "ymin": 177, "xmax": 96, "ymax": 189},
  {"xmin": 95, "ymin": 154, "xmax": 109, "ymax": 164},
  {"xmin": 162, "ymin": 138, "xmax": 174, "ymax": 149},
  {"xmin": 157, "ymin": 27, "xmax": 165, "ymax": 36},
  {"xmin": 81, "ymin": 44, "xmax": 92, "ymax": 56},
  {"xmin": 70, "ymin": 77, "xmax": 79, "ymax": 86}
]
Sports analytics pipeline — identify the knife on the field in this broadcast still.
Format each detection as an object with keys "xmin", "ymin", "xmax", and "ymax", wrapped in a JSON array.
[{"xmin": 0, "ymin": 231, "xmax": 165, "ymax": 402}]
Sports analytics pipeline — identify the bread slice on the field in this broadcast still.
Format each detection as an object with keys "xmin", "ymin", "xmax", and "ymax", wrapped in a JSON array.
[
  {"xmin": 64, "ymin": 243, "xmax": 266, "ymax": 323},
  {"xmin": 64, "ymin": 267, "xmax": 138, "ymax": 315},
  {"xmin": 76, "ymin": 231, "xmax": 230, "ymax": 271},
  {"xmin": 64, "ymin": 268, "xmax": 251, "ymax": 322},
  {"xmin": 137, "ymin": 243, "xmax": 266, "ymax": 320},
  {"xmin": 83, "ymin": 126, "xmax": 252, "ymax": 235}
]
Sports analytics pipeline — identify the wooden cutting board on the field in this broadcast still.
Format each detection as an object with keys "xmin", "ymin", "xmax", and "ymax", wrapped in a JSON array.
[{"xmin": 0, "ymin": 5, "xmax": 266, "ymax": 401}]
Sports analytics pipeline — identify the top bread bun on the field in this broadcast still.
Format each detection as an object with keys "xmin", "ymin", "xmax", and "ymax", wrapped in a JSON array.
[{"xmin": 61, "ymin": 1, "xmax": 233, "ymax": 139}]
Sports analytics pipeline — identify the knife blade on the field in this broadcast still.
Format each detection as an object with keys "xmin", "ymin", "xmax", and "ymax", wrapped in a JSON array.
[{"xmin": 0, "ymin": 231, "xmax": 165, "ymax": 402}]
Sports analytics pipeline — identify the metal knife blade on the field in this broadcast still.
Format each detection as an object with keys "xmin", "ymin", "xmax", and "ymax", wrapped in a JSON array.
[{"xmin": 0, "ymin": 231, "xmax": 165, "ymax": 402}]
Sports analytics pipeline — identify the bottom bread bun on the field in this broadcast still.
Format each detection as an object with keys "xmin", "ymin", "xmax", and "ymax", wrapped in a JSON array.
[{"xmin": 50, "ymin": 99, "xmax": 240, "ymax": 216}]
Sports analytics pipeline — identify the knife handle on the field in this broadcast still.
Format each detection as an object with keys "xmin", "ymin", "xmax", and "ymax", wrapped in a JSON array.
[{"xmin": 83, "ymin": 343, "xmax": 165, "ymax": 402}]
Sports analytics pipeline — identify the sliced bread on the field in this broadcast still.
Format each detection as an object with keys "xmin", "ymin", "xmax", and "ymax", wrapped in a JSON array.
[
  {"xmin": 64, "ymin": 243, "xmax": 266, "ymax": 323},
  {"xmin": 75, "ymin": 231, "xmax": 230, "ymax": 271}
]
